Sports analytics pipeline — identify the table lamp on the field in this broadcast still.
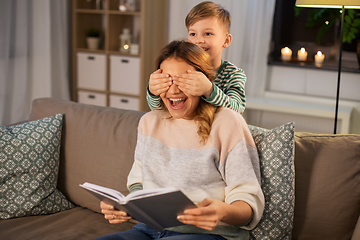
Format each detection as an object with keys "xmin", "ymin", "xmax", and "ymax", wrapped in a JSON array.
[{"xmin": 295, "ymin": 0, "xmax": 360, "ymax": 134}]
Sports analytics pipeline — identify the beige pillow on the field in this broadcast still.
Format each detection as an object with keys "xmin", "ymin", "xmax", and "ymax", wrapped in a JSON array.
[{"xmin": 292, "ymin": 133, "xmax": 360, "ymax": 239}]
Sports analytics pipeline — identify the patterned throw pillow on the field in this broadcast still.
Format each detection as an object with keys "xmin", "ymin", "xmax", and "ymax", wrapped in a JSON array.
[
  {"xmin": 0, "ymin": 114, "xmax": 74, "ymax": 219},
  {"xmin": 248, "ymin": 122, "xmax": 295, "ymax": 240}
]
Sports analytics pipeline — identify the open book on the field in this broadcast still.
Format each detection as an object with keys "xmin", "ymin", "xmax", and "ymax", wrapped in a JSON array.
[{"xmin": 80, "ymin": 182, "xmax": 197, "ymax": 232}]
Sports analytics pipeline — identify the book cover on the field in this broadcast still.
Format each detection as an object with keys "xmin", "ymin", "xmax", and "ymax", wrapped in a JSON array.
[{"xmin": 80, "ymin": 182, "xmax": 197, "ymax": 232}]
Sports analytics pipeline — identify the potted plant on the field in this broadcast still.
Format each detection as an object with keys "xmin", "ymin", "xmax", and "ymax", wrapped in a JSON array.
[
  {"xmin": 342, "ymin": 10, "xmax": 360, "ymax": 68},
  {"xmin": 86, "ymin": 27, "xmax": 100, "ymax": 50},
  {"xmin": 296, "ymin": 8, "xmax": 360, "ymax": 68}
]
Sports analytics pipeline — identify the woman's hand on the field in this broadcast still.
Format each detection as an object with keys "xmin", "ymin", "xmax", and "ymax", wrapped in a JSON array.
[
  {"xmin": 177, "ymin": 198, "xmax": 225, "ymax": 231},
  {"xmin": 100, "ymin": 201, "xmax": 132, "ymax": 224},
  {"xmin": 177, "ymin": 198, "xmax": 252, "ymax": 231}
]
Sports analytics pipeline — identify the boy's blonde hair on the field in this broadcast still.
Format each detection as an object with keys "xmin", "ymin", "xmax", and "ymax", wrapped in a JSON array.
[{"xmin": 185, "ymin": 1, "xmax": 231, "ymax": 33}]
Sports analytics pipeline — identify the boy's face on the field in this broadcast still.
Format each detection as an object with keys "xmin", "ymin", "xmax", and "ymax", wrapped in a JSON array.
[{"xmin": 187, "ymin": 17, "xmax": 230, "ymax": 64}]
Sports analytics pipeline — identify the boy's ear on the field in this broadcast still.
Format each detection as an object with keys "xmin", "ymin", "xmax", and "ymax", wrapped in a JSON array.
[{"xmin": 223, "ymin": 34, "xmax": 232, "ymax": 48}]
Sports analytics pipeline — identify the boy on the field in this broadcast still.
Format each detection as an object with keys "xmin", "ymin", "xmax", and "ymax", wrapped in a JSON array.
[{"xmin": 147, "ymin": 1, "xmax": 246, "ymax": 114}]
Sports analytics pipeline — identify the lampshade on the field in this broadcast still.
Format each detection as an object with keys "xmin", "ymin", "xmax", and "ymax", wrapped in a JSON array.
[{"xmin": 295, "ymin": 0, "xmax": 360, "ymax": 8}]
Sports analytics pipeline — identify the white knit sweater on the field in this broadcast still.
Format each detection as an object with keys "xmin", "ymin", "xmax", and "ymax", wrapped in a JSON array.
[{"xmin": 127, "ymin": 108, "xmax": 264, "ymax": 239}]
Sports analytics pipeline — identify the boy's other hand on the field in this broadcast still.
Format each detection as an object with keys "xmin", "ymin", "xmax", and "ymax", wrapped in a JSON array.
[
  {"xmin": 149, "ymin": 69, "xmax": 172, "ymax": 96},
  {"xmin": 173, "ymin": 70, "xmax": 213, "ymax": 98}
]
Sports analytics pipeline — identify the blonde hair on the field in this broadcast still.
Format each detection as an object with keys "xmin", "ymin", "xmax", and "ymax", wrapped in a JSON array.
[
  {"xmin": 156, "ymin": 40, "xmax": 220, "ymax": 145},
  {"xmin": 185, "ymin": 1, "xmax": 231, "ymax": 33}
]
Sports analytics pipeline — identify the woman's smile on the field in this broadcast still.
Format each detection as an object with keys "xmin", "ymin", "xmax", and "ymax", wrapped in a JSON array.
[{"xmin": 168, "ymin": 98, "xmax": 187, "ymax": 109}]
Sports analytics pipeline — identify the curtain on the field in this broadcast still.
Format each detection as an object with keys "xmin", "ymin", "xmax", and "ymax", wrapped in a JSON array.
[
  {"xmin": 167, "ymin": 0, "xmax": 276, "ymax": 97},
  {"xmin": 0, "ymin": 0, "xmax": 70, "ymax": 126}
]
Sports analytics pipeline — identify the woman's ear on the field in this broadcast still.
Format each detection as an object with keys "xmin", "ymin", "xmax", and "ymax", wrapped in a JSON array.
[{"xmin": 223, "ymin": 34, "xmax": 232, "ymax": 48}]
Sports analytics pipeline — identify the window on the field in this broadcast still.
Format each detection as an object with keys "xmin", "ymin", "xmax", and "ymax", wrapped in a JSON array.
[{"xmin": 269, "ymin": 0, "xmax": 359, "ymax": 72}]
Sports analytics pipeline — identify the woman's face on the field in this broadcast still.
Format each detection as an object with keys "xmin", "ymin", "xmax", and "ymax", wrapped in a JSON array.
[{"xmin": 160, "ymin": 57, "xmax": 200, "ymax": 120}]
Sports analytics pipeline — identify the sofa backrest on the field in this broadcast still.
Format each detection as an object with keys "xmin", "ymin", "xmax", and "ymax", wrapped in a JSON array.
[{"xmin": 29, "ymin": 98, "xmax": 145, "ymax": 213}]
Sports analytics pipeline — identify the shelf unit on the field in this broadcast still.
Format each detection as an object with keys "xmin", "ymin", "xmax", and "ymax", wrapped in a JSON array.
[{"xmin": 72, "ymin": 0, "xmax": 168, "ymax": 111}]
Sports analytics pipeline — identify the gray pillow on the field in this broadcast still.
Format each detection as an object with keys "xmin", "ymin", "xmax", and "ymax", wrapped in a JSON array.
[
  {"xmin": 0, "ymin": 114, "xmax": 74, "ymax": 219},
  {"xmin": 249, "ymin": 122, "xmax": 295, "ymax": 240}
]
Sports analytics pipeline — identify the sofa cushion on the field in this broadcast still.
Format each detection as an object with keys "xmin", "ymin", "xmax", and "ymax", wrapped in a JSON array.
[
  {"xmin": 292, "ymin": 132, "xmax": 360, "ymax": 240},
  {"xmin": 248, "ymin": 122, "xmax": 295, "ymax": 240},
  {"xmin": 29, "ymin": 98, "xmax": 145, "ymax": 213},
  {"xmin": 0, "ymin": 114, "xmax": 74, "ymax": 219},
  {"xmin": 0, "ymin": 206, "xmax": 135, "ymax": 240}
]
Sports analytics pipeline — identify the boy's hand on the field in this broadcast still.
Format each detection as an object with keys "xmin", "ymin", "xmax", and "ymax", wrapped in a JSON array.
[
  {"xmin": 173, "ymin": 70, "xmax": 213, "ymax": 98},
  {"xmin": 149, "ymin": 69, "xmax": 172, "ymax": 96},
  {"xmin": 100, "ymin": 201, "xmax": 132, "ymax": 224}
]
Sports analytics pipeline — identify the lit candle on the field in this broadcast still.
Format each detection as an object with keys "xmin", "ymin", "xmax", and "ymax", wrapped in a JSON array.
[
  {"xmin": 314, "ymin": 51, "xmax": 325, "ymax": 66},
  {"xmin": 297, "ymin": 47, "xmax": 308, "ymax": 61},
  {"xmin": 281, "ymin": 47, "xmax": 292, "ymax": 61}
]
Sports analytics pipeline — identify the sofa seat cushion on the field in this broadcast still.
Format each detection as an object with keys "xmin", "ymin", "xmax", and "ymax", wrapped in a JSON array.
[
  {"xmin": 0, "ymin": 206, "xmax": 136, "ymax": 239},
  {"xmin": 292, "ymin": 133, "xmax": 360, "ymax": 240}
]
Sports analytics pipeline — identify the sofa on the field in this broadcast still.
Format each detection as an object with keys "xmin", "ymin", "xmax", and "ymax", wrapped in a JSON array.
[{"xmin": 0, "ymin": 98, "xmax": 359, "ymax": 240}]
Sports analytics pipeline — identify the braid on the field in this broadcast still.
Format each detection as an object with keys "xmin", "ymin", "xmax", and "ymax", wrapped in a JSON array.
[{"xmin": 194, "ymin": 101, "xmax": 220, "ymax": 145}]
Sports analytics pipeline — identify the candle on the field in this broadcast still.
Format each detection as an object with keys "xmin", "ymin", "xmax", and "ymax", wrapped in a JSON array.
[
  {"xmin": 297, "ymin": 47, "xmax": 308, "ymax": 61},
  {"xmin": 281, "ymin": 47, "xmax": 292, "ymax": 61},
  {"xmin": 130, "ymin": 43, "xmax": 139, "ymax": 55},
  {"xmin": 314, "ymin": 51, "xmax": 325, "ymax": 66}
]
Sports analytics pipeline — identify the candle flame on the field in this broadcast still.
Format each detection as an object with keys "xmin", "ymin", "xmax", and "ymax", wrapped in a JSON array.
[
  {"xmin": 300, "ymin": 47, "xmax": 305, "ymax": 53},
  {"xmin": 284, "ymin": 47, "xmax": 290, "ymax": 53},
  {"xmin": 317, "ymin": 51, "xmax": 322, "ymax": 57}
]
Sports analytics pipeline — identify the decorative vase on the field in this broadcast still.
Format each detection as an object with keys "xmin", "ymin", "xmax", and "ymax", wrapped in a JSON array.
[
  {"xmin": 87, "ymin": 37, "xmax": 100, "ymax": 50},
  {"xmin": 357, "ymin": 40, "xmax": 360, "ymax": 69},
  {"xmin": 119, "ymin": 28, "xmax": 132, "ymax": 53}
]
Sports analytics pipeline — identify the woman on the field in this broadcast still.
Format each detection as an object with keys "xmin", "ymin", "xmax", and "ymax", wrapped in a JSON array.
[{"xmin": 97, "ymin": 40, "xmax": 264, "ymax": 240}]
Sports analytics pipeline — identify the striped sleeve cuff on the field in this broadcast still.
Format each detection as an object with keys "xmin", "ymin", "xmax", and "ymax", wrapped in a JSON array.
[
  {"xmin": 202, "ymin": 82, "xmax": 221, "ymax": 103},
  {"xmin": 128, "ymin": 183, "xmax": 143, "ymax": 193},
  {"xmin": 146, "ymin": 88, "xmax": 163, "ymax": 111}
]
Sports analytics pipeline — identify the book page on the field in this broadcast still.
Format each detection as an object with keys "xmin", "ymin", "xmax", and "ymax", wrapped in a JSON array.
[
  {"xmin": 81, "ymin": 182, "xmax": 125, "ymax": 201},
  {"xmin": 125, "ymin": 187, "xmax": 178, "ymax": 201}
]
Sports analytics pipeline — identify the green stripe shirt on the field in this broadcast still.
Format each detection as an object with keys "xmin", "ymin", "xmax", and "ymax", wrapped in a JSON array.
[{"xmin": 146, "ymin": 60, "xmax": 246, "ymax": 114}]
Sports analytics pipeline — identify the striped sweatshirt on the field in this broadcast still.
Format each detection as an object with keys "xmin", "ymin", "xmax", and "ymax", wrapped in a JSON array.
[
  {"xmin": 127, "ymin": 108, "xmax": 264, "ymax": 240},
  {"xmin": 146, "ymin": 61, "xmax": 247, "ymax": 114}
]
